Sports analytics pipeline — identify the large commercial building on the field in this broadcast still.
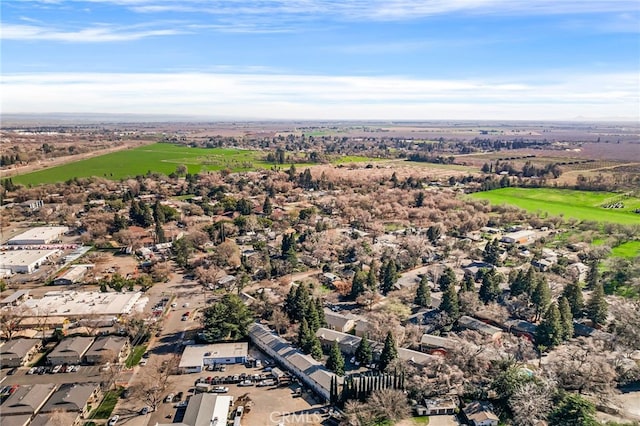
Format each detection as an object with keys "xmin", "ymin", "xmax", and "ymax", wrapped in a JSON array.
[
  {"xmin": 179, "ymin": 343, "xmax": 248, "ymax": 373},
  {"xmin": 157, "ymin": 394, "xmax": 233, "ymax": 426},
  {"xmin": 7, "ymin": 226, "xmax": 69, "ymax": 246},
  {"xmin": 21, "ymin": 290, "xmax": 147, "ymax": 318},
  {"xmin": 0, "ymin": 249, "xmax": 61, "ymax": 274}
]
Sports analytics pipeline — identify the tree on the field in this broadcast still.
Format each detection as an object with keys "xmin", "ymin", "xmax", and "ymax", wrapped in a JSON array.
[
  {"xmin": 440, "ymin": 281, "xmax": 460, "ymax": 321},
  {"xmin": 379, "ymin": 331, "xmax": 398, "ymax": 372},
  {"xmin": 380, "ymin": 260, "xmax": 398, "ymax": 295},
  {"xmin": 531, "ymin": 278, "xmax": 551, "ymax": 321},
  {"xmin": 536, "ymin": 303, "xmax": 563, "ymax": 349},
  {"xmin": 426, "ymin": 224, "xmax": 442, "ymax": 245},
  {"xmin": 366, "ymin": 264, "xmax": 377, "ymax": 289},
  {"xmin": 562, "ymin": 280, "xmax": 584, "ymax": 318},
  {"xmin": 508, "ymin": 380, "xmax": 554, "ymax": 426},
  {"xmin": 460, "ymin": 273, "xmax": 475, "ymax": 293},
  {"xmin": 350, "ymin": 270, "xmax": 367, "ymax": 300},
  {"xmin": 172, "ymin": 237, "xmax": 192, "ymax": 268},
  {"xmin": 548, "ymin": 393, "xmax": 598, "ymax": 426},
  {"xmin": 326, "ymin": 341, "xmax": 345, "ymax": 376},
  {"xmin": 354, "ymin": 334, "xmax": 373, "ymax": 366},
  {"xmin": 558, "ymin": 296, "xmax": 574, "ymax": 340},
  {"xmin": 438, "ymin": 267, "xmax": 457, "ymax": 292},
  {"xmin": 201, "ymin": 294, "xmax": 253, "ymax": 341},
  {"xmin": 479, "ymin": 269, "xmax": 501, "ymax": 303},
  {"xmin": 483, "ymin": 238, "xmax": 502, "ymax": 265},
  {"xmin": 262, "ymin": 196, "xmax": 273, "ymax": 215},
  {"xmin": 309, "ymin": 335, "xmax": 323, "ymax": 360},
  {"xmin": 414, "ymin": 191, "xmax": 425, "ymax": 207},
  {"xmin": 585, "ymin": 281, "xmax": 608, "ymax": 326},
  {"xmin": 297, "ymin": 318, "xmax": 314, "ymax": 352},
  {"xmin": 586, "ymin": 261, "xmax": 600, "ymax": 290},
  {"xmin": 131, "ymin": 357, "xmax": 178, "ymax": 412},
  {"xmin": 414, "ymin": 275, "xmax": 431, "ymax": 307}
]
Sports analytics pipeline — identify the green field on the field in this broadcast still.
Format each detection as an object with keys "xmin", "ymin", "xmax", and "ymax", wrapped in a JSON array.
[
  {"xmin": 611, "ymin": 241, "xmax": 640, "ymax": 259},
  {"xmin": 470, "ymin": 188, "xmax": 640, "ymax": 225},
  {"xmin": 13, "ymin": 143, "xmax": 382, "ymax": 186}
]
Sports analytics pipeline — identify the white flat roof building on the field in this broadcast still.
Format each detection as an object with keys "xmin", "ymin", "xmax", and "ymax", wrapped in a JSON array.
[
  {"xmin": 21, "ymin": 291, "xmax": 147, "ymax": 318},
  {"xmin": 7, "ymin": 226, "xmax": 69, "ymax": 245},
  {"xmin": 0, "ymin": 249, "xmax": 61, "ymax": 274},
  {"xmin": 179, "ymin": 343, "xmax": 248, "ymax": 373}
]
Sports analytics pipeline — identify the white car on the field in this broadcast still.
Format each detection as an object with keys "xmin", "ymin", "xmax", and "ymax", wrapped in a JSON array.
[
  {"xmin": 212, "ymin": 386, "xmax": 228, "ymax": 393},
  {"xmin": 51, "ymin": 365, "xmax": 62, "ymax": 374},
  {"xmin": 27, "ymin": 367, "xmax": 37, "ymax": 375},
  {"xmin": 108, "ymin": 415, "xmax": 119, "ymax": 425},
  {"xmin": 165, "ymin": 393, "xmax": 174, "ymax": 403},
  {"xmin": 139, "ymin": 359, "xmax": 147, "ymax": 366}
]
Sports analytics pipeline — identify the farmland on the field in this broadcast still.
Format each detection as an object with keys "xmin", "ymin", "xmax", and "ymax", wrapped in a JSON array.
[{"xmin": 470, "ymin": 187, "xmax": 640, "ymax": 225}]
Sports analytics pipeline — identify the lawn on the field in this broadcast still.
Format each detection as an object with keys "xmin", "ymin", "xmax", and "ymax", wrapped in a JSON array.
[
  {"xmin": 125, "ymin": 344, "xmax": 147, "ymax": 368},
  {"xmin": 470, "ymin": 188, "xmax": 640, "ymax": 225},
  {"xmin": 610, "ymin": 241, "xmax": 640, "ymax": 259},
  {"xmin": 89, "ymin": 388, "xmax": 122, "ymax": 419},
  {"xmin": 334, "ymin": 155, "xmax": 385, "ymax": 164}
]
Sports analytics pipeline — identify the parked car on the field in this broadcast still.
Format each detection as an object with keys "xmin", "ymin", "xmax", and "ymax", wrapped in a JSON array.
[
  {"xmin": 165, "ymin": 393, "xmax": 174, "ymax": 403},
  {"xmin": 6, "ymin": 367, "xmax": 18, "ymax": 375},
  {"xmin": 174, "ymin": 391, "xmax": 183, "ymax": 401},
  {"xmin": 51, "ymin": 365, "xmax": 62, "ymax": 374},
  {"xmin": 140, "ymin": 406, "xmax": 149, "ymax": 415},
  {"xmin": 176, "ymin": 400, "xmax": 188, "ymax": 408},
  {"xmin": 238, "ymin": 380, "xmax": 253, "ymax": 387},
  {"xmin": 27, "ymin": 367, "xmax": 37, "ymax": 375},
  {"xmin": 257, "ymin": 379, "xmax": 276, "ymax": 387},
  {"xmin": 211, "ymin": 386, "xmax": 228, "ymax": 393},
  {"xmin": 139, "ymin": 359, "xmax": 147, "ymax": 366},
  {"xmin": 108, "ymin": 415, "xmax": 119, "ymax": 425}
]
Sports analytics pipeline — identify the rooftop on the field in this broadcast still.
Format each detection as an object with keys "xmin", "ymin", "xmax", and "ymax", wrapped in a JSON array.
[
  {"xmin": 0, "ymin": 383, "xmax": 57, "ymax": 416},
  {"xmin": 41, "ymin": 382, "xmax": 99, "ymax": 413},
  {"xmin": 179, "ymin": 343, "xmax": 248, "ymax": 368},
  {"xmin": 7, "ymin": 226, "xmax": 69, "ymax": 245},
  {"xmin": 22, "ymin": 290, "xmax": 147, "ymax": 317},
  {"xmin": 0, "ymin": 338, "xmax": 40, "ymax": 358}
]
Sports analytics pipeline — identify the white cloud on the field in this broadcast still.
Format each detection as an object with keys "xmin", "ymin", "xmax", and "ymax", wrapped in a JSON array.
[
  {"xmin": 0, "ymin": 23, "xmax": 184, "ymax": 42},
  {"xmin": 2, "ymin": 71, "xmax": 638, "ymax": 120}
]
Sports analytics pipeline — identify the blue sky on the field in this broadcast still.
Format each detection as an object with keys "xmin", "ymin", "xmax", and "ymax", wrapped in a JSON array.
[{"xmin": 1, "ymin": 0, "xmax": 639, "ymax": 120}]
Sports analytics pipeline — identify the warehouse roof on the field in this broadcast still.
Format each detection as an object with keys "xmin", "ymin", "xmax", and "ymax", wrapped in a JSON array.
[
  {"xmin": 179, "ymin": 343, "xmax": 248, "ymax": 368},
  {"xmin": 7, "ymin": 226, "xmax": 69, "ymax": 245}
]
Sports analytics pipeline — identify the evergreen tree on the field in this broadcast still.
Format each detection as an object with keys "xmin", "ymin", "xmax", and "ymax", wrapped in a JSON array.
[
  {"xmin": 415, "ymin": 275, "xmax": 431, "ymax": 307},
  {"xmin": 460, "ymin": 273, "xmax": 475, "ymax": 293},
  {"xmin": 536, "ymin": 303, "xmax": 563, "ymax": 348},
  {"xmin": 350, "ymin": 270, "xmax": 367, "ymax": 300},
  {"xmin": 585, "ymin": 281, "xmax": 608, "ymax": 326},
  {"xmin": 262, "ymin": 196, "xmax": 273, "ymax": 215},
  {"xmin": 155, "ymin": 221, "xmax": 166, "ymax": 243},
  {"xmin": 354, "ymin": 334, "xmax": 373, "ymax": 365},
  {"xmin": 153, "ymin": 200, "xmax": 165, "ymax": 224},
  {"xmin": 326, "ymin": 341, "xmax": 345, "ymax": 376},
  {"xmin": 366, "ymin": 264, "xmax": 377, "ymax": 289},
  {"xmin": 440, "ymin": 281, "xmax": 460, "ymax": 320},
  {"xmin": 509, "ymin": 269, "xmax": 526, "ymax": 297},
  {"xmin": 309, "ymin": 336, "xmax": 323, "ymax": 361},
  {"xmin": 523, "ymin": 267, "xmax": 537, "ymax": 296},
  {"xmin": 141, "ymin": 203, "xmax": 154, "ymax": 228},
  {"xmin": 548, "ymin": 393, "xmax": 598, "ymax": 426},
  {"xmin": 380, "ymin": 260, "xmax": 398, "ymax": 295},
  {"xmin": 563, "ymin": 280, "xmax": 584, "ymax": 318},
  {"xmin": 379, "ymin": 331, "xmax": 398, "ymax": 372},
  {"xmin": 297, "ymin": 318, "xmax": 313, "ymax": 352},
  {"xmin": 438, "ymin": 267, "xmax": 457, "ymax": 292},
  {"xmin": 315, "ymin": 298, "xmax": 327, "ymax": 327},
  {"xmin": 479, "ymin": 268, "xmax": 502, "ymax": 303},
  {"xmin": 426, "ymin": 225, "xmax": 442, "ymax": 245},
  {"xmin": 531, "ymin": 277, "xmax": 551, "ymax": 321},
  {"xmin": 586, "ymin": 261, "xmax": 600, "ymax": 290},
  {"xmin": 414, "ymin": 191, "xmax": 425, "ymax": 207},
  {"xmin": 558, "ymin": 296, "xmax": 574, "ymax": 340},
  {"xmin": 112, "ymin": 213, "xmax": 128, "ymax": 232},
  {"xmin": 483, "ymin": 238, "xmax": 502, "ymax": 265},
  {"xmin": 306, "ymin": 300, "xmax": 321, "ymax": 332}
]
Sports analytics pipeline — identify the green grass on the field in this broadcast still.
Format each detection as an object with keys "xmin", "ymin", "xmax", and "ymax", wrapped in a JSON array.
[
  {"xmin": 411, "ymin": 418, "xmax": 430, "ymax": 425},
  {"xmin": 333, "ymin": 155, "xmax": 385, "ymax": 164},
  {"xmin": 89, "ymin": 388, "xmax": 122, "ymax": 419},
  {"xmin": 470, "ymin": 188, "xmax": 640, "ymax": 225},
  {"xmin": 13, "ymin": 143, "xmax": 383, "ymax": 185},
  {"xmin": 610, "ymin": 241, "xmax": 640, "ymax": 259},
  {"xmin": 13, "ymin": 143, "xmax": 273, "ymax": 185},
  {"xmin": 125, "ymin": 344, "xmax": 147, "ymax": 368}
]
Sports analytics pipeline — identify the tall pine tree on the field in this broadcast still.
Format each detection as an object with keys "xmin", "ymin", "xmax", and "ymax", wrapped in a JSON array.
[
  {"xmin": 354, "ymin": 334, "xmax": 373, "ymax": 365},
  {"xmin": 440, "ymin": 282, "xmax": 460, "ymax": 321},
  {"xmin": 562, "ymin": 280, "xmax": 584, "ymax": 318},
  {"xmin": 414, "ymin": 275, "xmax": 431, "ymax": 307},
  {"xmin": 558, "ymin": 296, "xmax": 574, "ymax": 340},
  {"xmin": 379, "ymin": 331, "xmax": 398, "ymax": 372},
  {"xmin": 536, "ymin": 302, "xmax": 563, "ymax": 349},
  {"xmin": 586, "ymin": 281, "xmax": 608, "ymax": 326},
  {"xmin": 326, "ymin": 341, "xmax": 345, "ymax": 376}
]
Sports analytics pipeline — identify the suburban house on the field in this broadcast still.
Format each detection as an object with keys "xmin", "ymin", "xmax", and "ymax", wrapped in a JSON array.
[
  {"xmin": 0, "ymin": 383, "xmax": 57, "ymax": 418},
  {"xmin": 458, "ymin": 316, "xmax": 502, "ymax": 341},
  {"xmin": 249, "ymin": 322, "xmax": 341, "ymax": 402},
  {"xmin": 0, "ymin": 338, "xmax": 42, "ymax": 367},
  {"xmin": 39, "ymin": 382, "xmax": 102, "ymax": 423},
  {"xmin": 84, "ymin": 336, "xmax": 131, "ymax": 365},
  {"xmin": 323, "ymin": 309, "xmax": 357, "ymax": 333},
  {"xmin": 501, "ymin": 230, "xmax": 535, "ymax": 245},
  {"xmin": 178, "ymin": 343, "xmax": 248, "ymax": 374},
  {"xmin": 417, "ymin": 396, "xmax": 458, "ymax": 416},
  {"xmin": 420, "ymin": 334, "xmax": 458, "ymax": 355},
  {"xmin": 354, "ymin": 318, "xmax": 371, "ymax": 338},
  {"xmin": 504, "ymin": 319, "xmax": 538, "ymax": 341},
  {"xmin": 47, "ymin": 337, "xmax": 94, "ymax": 365},
  {"xmin": 463, "ymin": 401, "xmax": 499, "ymax": 426}
]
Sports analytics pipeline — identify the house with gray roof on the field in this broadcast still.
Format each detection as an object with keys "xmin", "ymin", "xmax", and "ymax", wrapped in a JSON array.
[
  {"xmin": 47, "ymin": 336, "xmax": 94, "ymax": 365},
  {"xmin": 458, "ymin": 316, "xmax": 502, "ymax": 340},
  {"xmin": 84, "ymin": 336, "xmax": 130, "ymax": 365},
  {"xmin": 0, "ymin": 383, "xmax": 57, "ymax": 417},
  {"xmin": 40, "ymin": 382, "xmax": 101, "ymax": 421},
  {"xmin": 0, "ymin": 338, "xmax": 42, "ymax": 367},
  {"xmin": 323, "ymin": 309, "xmax": 357, "ymax": 333},
  {"xmin": 420, "ymin": 334, "xmax": 458, "ymax": 354}
]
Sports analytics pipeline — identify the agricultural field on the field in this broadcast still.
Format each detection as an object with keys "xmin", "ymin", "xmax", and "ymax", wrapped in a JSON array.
[
  {"xmin": 12, "ymin": 143, "xmax": 384, "ymax": 186},
  {"xmin": 610, "ymin": 241, "xmax": 640, "ymax": 259},
  {"xmin": 470, "ymin": 187, "xmax": 640, "ymax": 225}
]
